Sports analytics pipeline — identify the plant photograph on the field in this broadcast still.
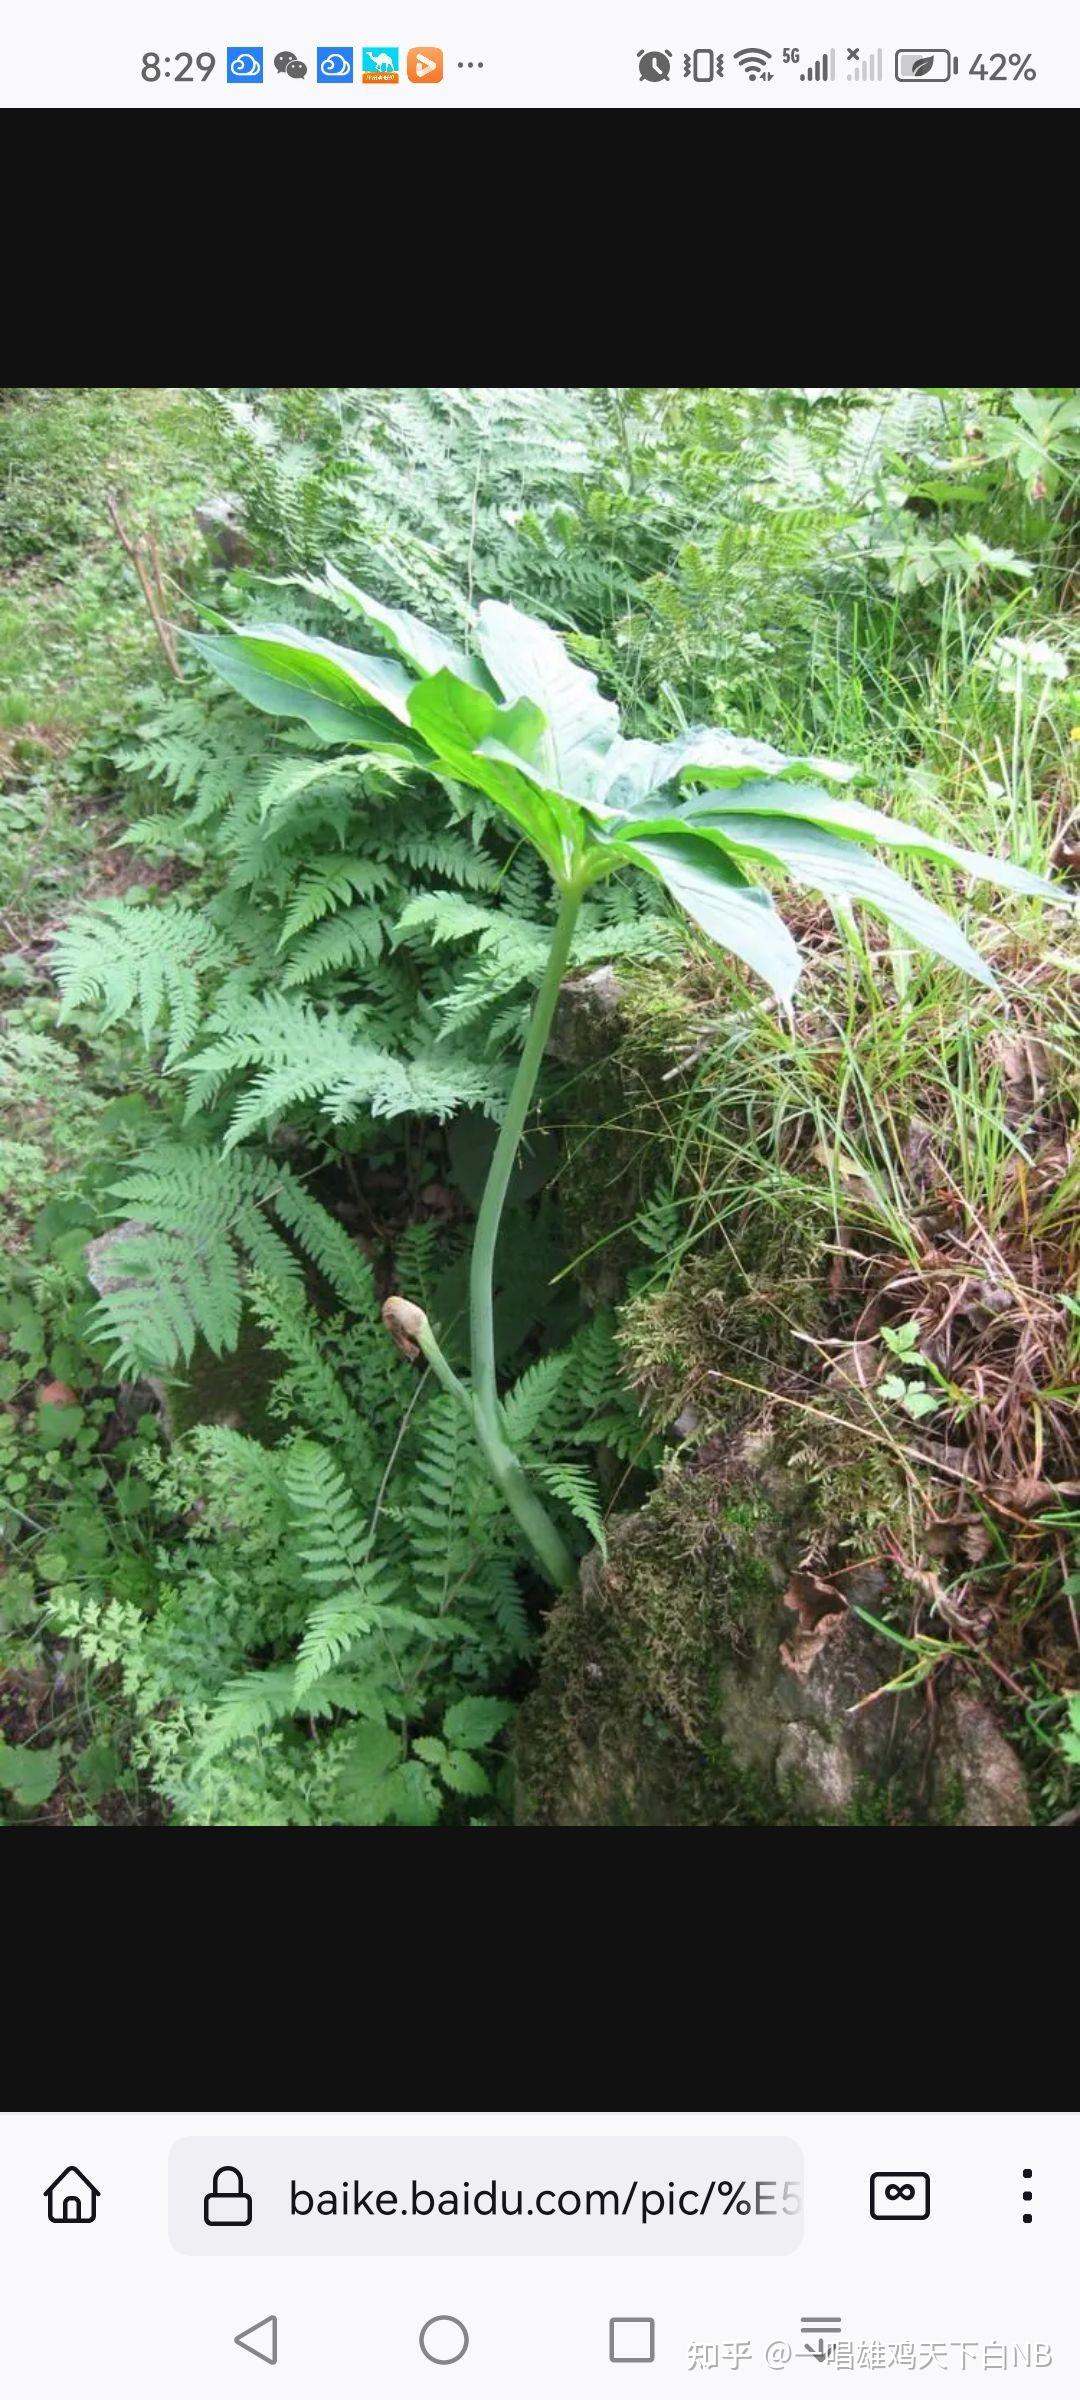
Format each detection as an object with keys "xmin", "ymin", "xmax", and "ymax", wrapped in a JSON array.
[{"xmin": 2, "ymin": 385, "xmax": 1079, "ymax": 1828}]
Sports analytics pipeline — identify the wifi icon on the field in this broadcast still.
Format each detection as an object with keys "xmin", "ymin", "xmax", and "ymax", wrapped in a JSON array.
[{"xmin": 734, "ymin": 44, "xmax": 773, "ymax": 76}]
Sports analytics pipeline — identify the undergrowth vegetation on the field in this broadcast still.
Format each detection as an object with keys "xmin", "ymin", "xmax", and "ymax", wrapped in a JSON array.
[{"xmin": 1, "ymin": 386, "xmax": 1078, "ymax": 1828}]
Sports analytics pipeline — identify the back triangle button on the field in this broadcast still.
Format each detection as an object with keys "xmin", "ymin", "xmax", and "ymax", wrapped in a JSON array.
[{"xmin": 235, "ymin": 2316, "xmax": 278, "ymax": 2365}]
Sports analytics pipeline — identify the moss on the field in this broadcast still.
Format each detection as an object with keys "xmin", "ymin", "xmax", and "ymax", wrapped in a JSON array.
[
  {"xmin": 772, "ymin": 1414, "xmax": 911, "ymax": 1547},
  {"xmin": 618, "ymin": 1233, "xmax": 832, "ymax": 1438},
  {"xmin": 514, "ymin": 1445, "xmax": 805, "ymax": 1826},
  {"xmin": 162, "ymin": 1311, "xmax": 283, "ymax": 1445}
]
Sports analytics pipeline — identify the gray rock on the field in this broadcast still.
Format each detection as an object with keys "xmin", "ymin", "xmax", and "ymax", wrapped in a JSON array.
[
  {"xmin": 194, "ymin": 494, "xmax": 254, "ymax": 570},
  {"xmin": 776, "ymin": 1724, "xmax": 857, "ymax": 1814},
  {"xmin": 548, "ymin": 967, "xmax": 623, "ymax": 1066},
  {"xmin": 929, "ymin": 1689, "xmax": 1033, "ymax": 1827}
]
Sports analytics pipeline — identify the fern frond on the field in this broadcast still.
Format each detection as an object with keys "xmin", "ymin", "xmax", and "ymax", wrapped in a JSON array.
[
  {"xmin": 406, "ymin": 1393, "xmax": 482, "ymax": 1619},
  {"xmin": 88, "ymin": 1146, "xmax": 381, "ymax": 1378},
  {"xmin": 248, "ymin": 1280, "xmax": 379, "ymax": 1466},
  {"xmin": 470, "ymin": 1554, "xmax": 533, "ymax": 1656},
  {"xmin": 501, "ymin": 1353, "xmax": 570, "ymax": 1447},
  {"xmin": 185, "ymin": 1424, "xmax": 291, "ymax": 1546},
  {"xmin": 391, "ymin": 1218, "xmax": 440, "ymax": 1312},
  {"xmin": 53, "ymin": 900, "xmax": 233, "ymax": 1065},
  {"xmin": 195, "ymin": 1665, "xmax": 300, "ymax": 1761},
  {"xmin": 532, "ymin": 1460, "xmax": 607, "ymax": 1554},
  {"xmin": 284, "ymin": 1438, "xmax": 375, "ymax": 1588},
  {"xmin": 279, "ymin": 905, "xmax": 385, "ymax": 987},
  {"xmin": 178, "ymin": 996, "xmax": 501, "ymax": 1145},
  {"xmin": 278, "ymin": 855, "xmax": 394, "ymax": 944},
  {"xmin": 87, "ymin": 1223, "xmax": 243, "ymax": 1375},
  {"xmin": 283, "ymin": 1439, "xmax": 401, "ymax": 1698},
  {"xmin": 394, "ymin": 892, "xmax": 496, "ymax": 948},
  {"xmin": 397, "ymin": 832, "xmax": 500, "ymax": 891},
  {"xmin": 254, "ymin": 749, "xmax": 378, "ymax": 827},
  {"xmin": 270, "ymin": 1175, "xmax": 376, "ymax": 1316}
]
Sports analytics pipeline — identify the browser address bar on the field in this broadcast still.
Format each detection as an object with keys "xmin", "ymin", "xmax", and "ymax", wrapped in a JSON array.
[{"xmin": 169, "ymin": 2137, "xmax": 804, "ymax": 2255}]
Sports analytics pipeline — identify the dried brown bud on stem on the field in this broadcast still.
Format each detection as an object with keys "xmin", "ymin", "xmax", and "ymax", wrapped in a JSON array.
[{"xmin": 381, "ymin": 1294, "xmax": 428, "ymax": 1362}]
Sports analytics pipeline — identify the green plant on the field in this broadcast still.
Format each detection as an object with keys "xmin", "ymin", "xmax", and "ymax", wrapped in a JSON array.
[
  {"xmin": 35, "ymin": 1277, "xmax": 638, "ymax": 1826},
  {"xmin": 190, "ymin": 576, "xmax": 1060, "ymax": 1589},
  {"xmin": 877, "ymin": 1318, "xmax": 961, "ymax": 1421}
]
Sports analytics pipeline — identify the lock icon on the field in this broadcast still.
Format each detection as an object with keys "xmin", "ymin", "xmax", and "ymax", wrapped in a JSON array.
[{"xmin": 203, "ymin": 2165, "xmax": 253, "ymax": 2227}]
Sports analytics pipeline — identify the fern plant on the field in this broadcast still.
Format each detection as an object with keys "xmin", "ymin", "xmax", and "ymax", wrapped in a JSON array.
[
  {"xmin": 192, "ymin": 574, "xmax": 1063, "ymax": 1588},
  {"xmin": 44, "ymin": 1273, "xmax": 638, "ymax": 1823},
  {"xmin": 54, "ymin": 670, "xmax": 674, "ymax": 1160}
]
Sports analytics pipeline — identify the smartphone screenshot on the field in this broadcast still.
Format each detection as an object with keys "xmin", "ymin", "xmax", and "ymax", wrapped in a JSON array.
[{"xmin": 1, "ymin": 2111, "xmax": 1072, "ymax": 2395}]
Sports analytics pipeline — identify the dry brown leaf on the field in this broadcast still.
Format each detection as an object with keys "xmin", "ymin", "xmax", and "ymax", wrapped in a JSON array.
[{"xmin": 779, "ymin": 1570, "xmax": 848, "ymax": 1677}]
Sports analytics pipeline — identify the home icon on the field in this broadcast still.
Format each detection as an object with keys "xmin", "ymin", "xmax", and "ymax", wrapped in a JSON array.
[{"xmin": 44, "ymin": 2166, "xmax": 100, "ymax": 2224}]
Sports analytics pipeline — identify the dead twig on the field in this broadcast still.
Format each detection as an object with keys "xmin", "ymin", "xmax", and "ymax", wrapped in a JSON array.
[{"xmin": 105, "ymin": 496, "xmax": 182, "ymax": 678}]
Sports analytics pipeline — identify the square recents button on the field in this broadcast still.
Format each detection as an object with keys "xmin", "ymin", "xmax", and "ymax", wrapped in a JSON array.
[{"xmin": 610, "ymin": 2319, "xmax": 655, "ymax": 2364}]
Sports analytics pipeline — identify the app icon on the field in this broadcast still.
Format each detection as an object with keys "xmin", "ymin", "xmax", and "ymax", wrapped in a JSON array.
[
  {"xmin": 317, "ymin": 45, "xmax": 354, "ymax": 76},
  {"xmin": 275, "ymin": 48, "xmax": 307, "ymax": 74},
  {"xmin": 362, "ymin": 44, "xmax": 399, "ymax": 78},
  {"xmin": 226, "ymin": 45, "xmax": 263, "ymax": 78},
  {"xmin": 407, "ymin": 45, "xmax": 443, "ymax": 78},
  {"xmin": 637, "ymin": 47, "xmax": 671, "ymax": 78}
]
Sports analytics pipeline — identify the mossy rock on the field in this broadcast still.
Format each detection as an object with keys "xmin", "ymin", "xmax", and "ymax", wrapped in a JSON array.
[
  {"xmin": 514, "ymin": 1433, "xmax": 807, "ymax": 1826},
  {"xmin": 514, "ymin": 1423, "xmax": 1031, "ymax": 1828}
]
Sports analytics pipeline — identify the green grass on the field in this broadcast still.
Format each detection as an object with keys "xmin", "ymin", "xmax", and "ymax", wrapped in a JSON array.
[{"xmin": 0, "ymin": 387, "xmax": 226, "ymax": 740}]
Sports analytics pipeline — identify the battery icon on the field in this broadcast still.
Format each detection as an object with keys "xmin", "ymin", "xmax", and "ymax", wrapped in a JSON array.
[{"xmin": 894, "ymin": 48, "xmax": 959, "ymax": 77}]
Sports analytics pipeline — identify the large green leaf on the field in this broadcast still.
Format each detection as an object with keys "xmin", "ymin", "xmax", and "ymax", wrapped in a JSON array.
[
  {"xmin": 620, "ymin": 831, "xmax": 801, "ymax": 1004},
  {"xmin": 191, "ymin": 633, "xmax": 414, "ymax": 751},
  {"xmin": 407, "ymin": 669, "xmax": 576, "ymax": 874},
  {"xmin": 684, "ymin": 813, "xmax": 998, "ymax": 986},
  {"xmin": 595, "ymin": 728, "xmax": 856, "ymax": 815},
  {"xmin": 474, "ymin": 600, "xmax": 620, "ymax": 804},
  {"xmin": 677, "ymin": 781, "xmax": 1061, "ymax": 899},
  {"xmin": 316, "ymin": 565, "xmax": 493, "ymax": 690},
  {"xmin": 193, "ymin": 624, "xmax": 419, "ymax": 731}
]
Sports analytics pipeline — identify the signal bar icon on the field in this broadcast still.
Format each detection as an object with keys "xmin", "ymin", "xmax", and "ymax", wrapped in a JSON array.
[
  {"xmin": 800, "ymin": 45, "xmax": 835, "ymax": 76},
  {"xmin": 849, "ymin": 44, "xmax": 883, "ymax": 75}
]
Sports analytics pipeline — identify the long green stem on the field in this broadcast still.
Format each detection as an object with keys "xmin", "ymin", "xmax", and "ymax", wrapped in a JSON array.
[
  {"xmin": 470, "ymin": 881, "xmax": 583, "ymax": 1428},
  {"xmin": 384, "ymin": 881, "xmax": 584, "ymax": 1591},
  {"xmin": 463, "ymin": 880, "xmax": 585, "ymax": 1588},
  {"xmin": 389, "ymin": 1298, "xmax": 575, "ymax": 1590},
  {"xmin": 469, "ymin": 1413, "xmax": 575, "ymax": 1592}
]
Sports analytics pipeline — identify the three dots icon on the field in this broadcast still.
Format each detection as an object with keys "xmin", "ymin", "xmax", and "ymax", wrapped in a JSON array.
[{"xmin": 1022, "ymin": 2169, "xmax": 1033, "ymax": 2225}]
